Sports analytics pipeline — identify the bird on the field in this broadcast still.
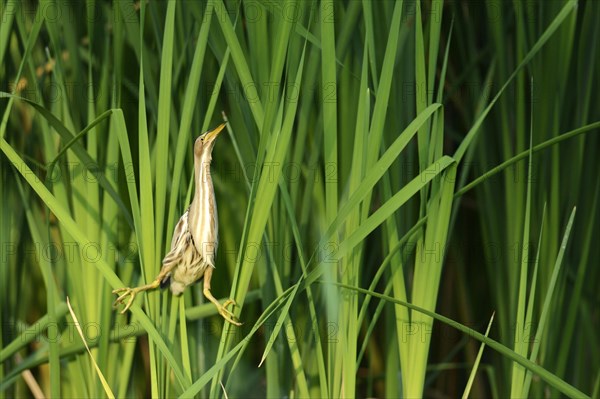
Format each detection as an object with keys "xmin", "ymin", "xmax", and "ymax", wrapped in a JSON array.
[{"xmin": 112, "ymin": 122, "xmax": 241, "ymax": 326}]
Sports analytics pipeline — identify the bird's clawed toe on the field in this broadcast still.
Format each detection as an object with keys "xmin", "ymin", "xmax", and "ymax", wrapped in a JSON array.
[
  {"xmin": 222, "ymin": 298, "xmax": 236, "ymax": 309},
  {"xmin": 112, "ymin": 287, "xmax": 137, "ymax": 314},
  {"xmin": 218, "ymin": 299, "xmax": 242, "ymax": 326}
]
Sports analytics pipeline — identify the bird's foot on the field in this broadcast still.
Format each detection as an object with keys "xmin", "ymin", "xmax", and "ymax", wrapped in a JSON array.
[
  {"xmin": 217, "ymin": 299, "xmax": 242, "ymax": 326},
  {"xmin": 112, "ymin": 279, "xmax": 161, "ymax": 314},
  {"xmin": 112, "ymin": 287, "xmax": 139, "ymax": 314}
]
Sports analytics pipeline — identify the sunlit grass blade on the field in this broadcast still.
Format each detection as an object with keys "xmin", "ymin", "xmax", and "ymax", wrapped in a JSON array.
[
  {"xmin": 213, "ymin": 0, "xmax": 264, "ymax": 125},
  {"xmin": 320, "ymin": 0, "xmax": 338, "ymax": 224},
  {"xmin": 356, "ymin": 221, "xmax": 424, "ymax": 367},
  {"xmin": 154, "ymin": 0, "xmax": 176, "ymax": 258},
  {"xmin": 0, "ymin": 1, "xmax": 15, "ymax": 68},
  {"xmin": 66, "ymin": 297, "xmax": 115, "ymax": 399},
  {"xmin": 523, "ymin": 207, "xmax": 577, "ymax": 394},
  {"xmin": 407, "ymin": 161, "xmax": 457, "ymax": 397},
  {"xmin": 462, "ymin": 312, "xmax": 495, "ymax": 399},
  {"xmin": 510, "ymin": 122, "xmax": 536, "ymax": 397}
]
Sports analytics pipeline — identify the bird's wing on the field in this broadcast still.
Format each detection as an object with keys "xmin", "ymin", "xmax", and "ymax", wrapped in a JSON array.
[{"xmin": 160, "ymin": 211, "xmax": 189, "ymax": 273}]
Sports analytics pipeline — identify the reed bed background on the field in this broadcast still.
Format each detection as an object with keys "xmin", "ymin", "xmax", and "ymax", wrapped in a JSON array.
[{"xmin": 1, "ymin": 0, "xmax": 599, "ymax": 398}]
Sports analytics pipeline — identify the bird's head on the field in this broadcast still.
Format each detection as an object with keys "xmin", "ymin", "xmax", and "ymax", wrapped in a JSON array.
[{"xmin": 194, "ymin": 123, "xmax": 226, "ymax": 157}]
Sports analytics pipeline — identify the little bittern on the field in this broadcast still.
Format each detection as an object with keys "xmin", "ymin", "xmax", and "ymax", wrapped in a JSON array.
[{"xmin": 113, "ymin": 123, "xmax": 241, "ymax": 326}]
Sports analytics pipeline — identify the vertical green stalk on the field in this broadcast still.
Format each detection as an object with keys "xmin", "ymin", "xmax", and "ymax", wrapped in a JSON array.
[{"xmin": 154, "ymin": 0, "xmax": 176, "ymax": 274}]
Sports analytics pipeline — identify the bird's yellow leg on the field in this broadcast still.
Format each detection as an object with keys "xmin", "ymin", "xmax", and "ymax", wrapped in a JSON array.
[
  {"xmin": 112, "ymin": 279, "xmax": 161, "ymax": 314},
  {"xmin": 113, "ymin": 263, "xmax": 177, "ymax": 313},
  {"xmin": 203, "ymin": 267, "xmax": 242, "ymax": 326}
]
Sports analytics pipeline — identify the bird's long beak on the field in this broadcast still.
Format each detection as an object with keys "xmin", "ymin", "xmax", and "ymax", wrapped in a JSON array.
[{"xmin": 204, "ymin": 122, "xmax": 227, "ymax": 142}]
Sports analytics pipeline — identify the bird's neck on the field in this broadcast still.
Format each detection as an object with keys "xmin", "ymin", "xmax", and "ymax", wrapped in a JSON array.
[
  {"xmin": 190, "ymin": 154, "xmax": 214, "ymax": 212},
  {"xmin": 187, "ymin": 154, "xmax": 217, "ymax": 252},
  {"xmin": 194, "ymin": 155, "xmax": 213, "ymax": 189}
]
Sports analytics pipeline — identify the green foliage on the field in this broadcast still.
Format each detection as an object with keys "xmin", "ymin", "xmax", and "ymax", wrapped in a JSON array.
[{"xmin": 1, "ymin": 1, "xmax": 598, "ymax": 397}]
